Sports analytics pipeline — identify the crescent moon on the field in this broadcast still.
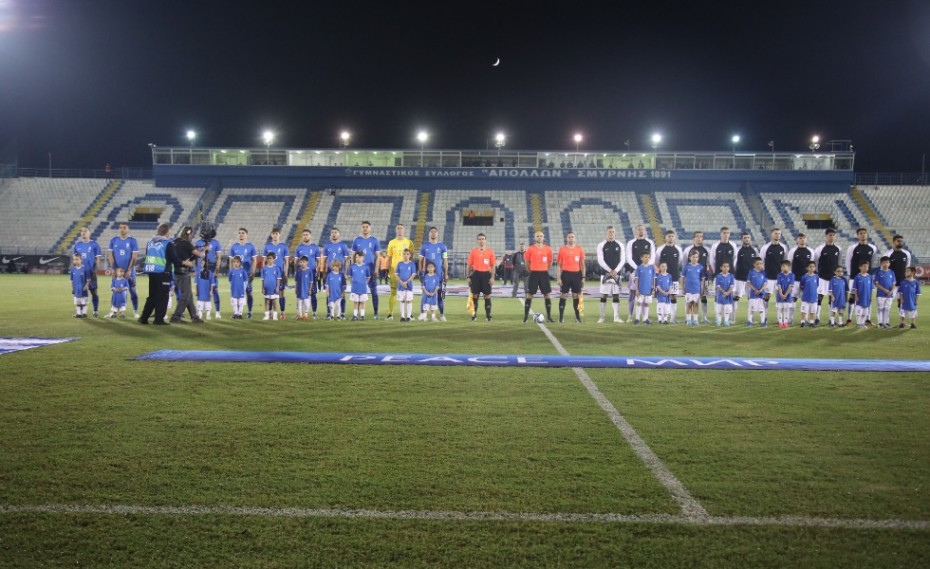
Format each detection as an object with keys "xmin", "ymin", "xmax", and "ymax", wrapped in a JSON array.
[{"xmin": 492, "ymin": 58, "xmax": 500, "ymax": 66}]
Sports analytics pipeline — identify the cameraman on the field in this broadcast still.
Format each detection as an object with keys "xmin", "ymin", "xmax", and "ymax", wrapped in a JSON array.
[{"xmin": 169, "ymin": 226, "xmax": 205, "ymax": 323}]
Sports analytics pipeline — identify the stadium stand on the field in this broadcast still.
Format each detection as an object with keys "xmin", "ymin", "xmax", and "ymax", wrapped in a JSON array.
[{"xmin": 0, "ymin": 179, "xmax": 923, "ymax": 267}]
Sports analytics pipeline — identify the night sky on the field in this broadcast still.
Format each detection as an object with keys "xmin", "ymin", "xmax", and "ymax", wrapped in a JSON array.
[{"xmin": 2, "ymin": 0, "xmax": 929, "ymax": 172}]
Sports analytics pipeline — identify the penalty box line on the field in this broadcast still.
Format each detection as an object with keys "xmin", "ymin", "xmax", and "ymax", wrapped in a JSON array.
[
  {"xmin": 520, "ymin": 300, "xmax": 709, "ymax": 521},
  {"xmin": 1, "ymin": 503, "xmax": 927, "ymax": 530}
]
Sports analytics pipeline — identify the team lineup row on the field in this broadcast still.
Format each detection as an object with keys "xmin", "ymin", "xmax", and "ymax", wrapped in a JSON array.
[{"xmin": 67, "ymin": 222, "xmax": 919, "ymax": 327}]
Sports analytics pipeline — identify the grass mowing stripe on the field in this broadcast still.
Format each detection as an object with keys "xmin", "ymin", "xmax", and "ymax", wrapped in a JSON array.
[
  {"xmin": 523, "ymin": 301, "xmax": 709, "ymax": 521},
  {"xmin": 1, "ymin": 504, "xmax": 927, "ymax": 530}
]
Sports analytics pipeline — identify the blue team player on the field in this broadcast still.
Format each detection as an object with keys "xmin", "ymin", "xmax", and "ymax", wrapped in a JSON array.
[
  {"xmin": 69, "ymin": 253, "xmax": 89, "ymax": 318},
  {"xmin": 395, "ymin": 249, "xmax": 417, "ymax": 322},
  {"xmin": 351, "ymin": 221, "xmax": 382, "ymax": 319},
  {"xmin": 418, "ymin": 227, "xmax": 449, "ymax": 320},
  {"xmin": 294, "ymin": 229, "xmax": 321, "ymax": 319},
  {"xmin": 227, "ymin": 256, "xmax": 248, "ymax": 320},
  {"xmin": 73, "ymin": 227, "xmax": 101, "ymax": 317},
  {"xmin": 897, "ymin": 266, "xmax": 921, "ymax": 329},
  {"xmin": 263, "ymin": 228, "xmax": 290, "ymax": 319},
  {"xmin": 294, "ymin": 256, "xmax": 313, "ymax": 321},
  {"xmin": 228, "ymin": 228, "xmax": 258, "ymax": 319},
  {"xmin": 420, "ymin": 261, "xmax": 442, "ymax": 321},
  {"xmin": 633, "ymin": 251, "xmax": 656, "ymax": 324},
  {"xmin": 851, "ymin": 260, "xmax": 875, "ymax": 328},
  {"xmin": 775, "ymin": 260, "xmax": 795, "ymax": 328},
  {"xmin": 322, "ymin": 227, "xmax": 350, "ymax": 318},
  {"xmin": 260, "ymin": 252, "xmax": 282, "ymax": 321},
  {"xmin": 106, "ymin": 267, "xmax": 129, "ymax": 319},
  {"xmin": 195, "ymin": 231, "xmax": 223, "ymax": 319},
  {"xmin": 325, "ymin": 259, "xmax": 345, "ymax": 320},
  {"xmin": 874, "ymin": 256, "xmax": 897, "ymax": 329},
  {"xmin": 746, "ymin": 257, "xmax": 768, "ymax": 327},
  {"xmin": 828, "ymin": 265, "xmax": 847, "ymax": 328},
  {"xmin": 714, "ymin": 261, "xmax": 735, "ymax": 326},
  {"xmin": 108, "ymin": 222, "xmax": 140, "ymax": 317},
  {"xmin": 655, "ymin": 262, "xmax": 673, "ymax": 324},
  {"xmin": 799, "ymin": 261, "xmax": 820, "ymax": 327}
]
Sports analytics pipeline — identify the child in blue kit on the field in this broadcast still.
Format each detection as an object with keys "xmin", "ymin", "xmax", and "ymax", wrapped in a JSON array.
[
  {"xmin": 851, "ymin": 260, "xmax": 874, "ymax": 328},
  {"xmin": 874, "ymin": 256, "xmax": 896, "ymax": 328},
  {"xmin": 261, "ymin": 253, "xmax": 281, "ymax": 320},
  {"xmin": 349, "ymin": 252, "xmax": 371, "ymax": 321},
  {"xmin": 828, "ymin": 266, "xmax": 847, "ymax": 328},
  {"xmin": 69, "ymin": 254, "xmax": 89, "ymax": 318},
  {"xmin": 326, "ymin": 259, "xmax": 345, "ymax": 320},
  {"xmin": 395, "ymin": 249, "xmax": 417, "ymax": 322},
  {"xmin": 897, "ymin": 266, "xmax": 920, "ymax": 329},
  {"xmin": 714, "ymin": 261, "xmax": 735, "ymax": 326},
  {"xmin": 420, "ymin": 261, "xmax": 442, "ymax": 321},
  {"xmin": 107, "ymin": 267, "xmax": 129, "ymax": 319},
  {"xmin": 799, "ymin": 261, "xmax": 820, "ymax": 327},
  {"xmin": 654, "ymin": 262, "xmax": 673, "ymax": 324},
  {"xmin": 294, "ymin": 256, "xmax": 313, "ymax": 320},
  {"xmin": 196, "ymin": 269, "xmax": 213, "ymax": 321},
  {"xmin": 633, "ymin": 251, "xmax": 656, "ymax": 325},
  {"xmin": 746, "ymin": 257, "xmax": 768, "ymax": 327},
  {"xmin": 681, "ymin": 249, "xmax": 705, "ymax": 326},
  {"xmin": 227, "ymin": 256, "xmax": 248, "ymax": 320},
  {"xmin": 775, "ymin": 260, "xmax": 795, "ymax": 328}
]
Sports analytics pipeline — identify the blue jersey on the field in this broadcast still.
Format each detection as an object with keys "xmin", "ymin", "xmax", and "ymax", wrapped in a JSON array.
[
  {"xmin": 682, "ymin": 263, "xmax": 705, "ymax": 294},
  {"xmin": 419, "ymin": 241, "xmax": 449, "ymax": 277},
  {"xmin": 829, "ymin": 276, "xmax": 847, "ymax": 308},
  {"xmin": 635, "ymin": 264, "xmax": 656, "ymax": 295},
  {"xmin": 714, "ymin": 273, "xmax": 735, "ymax": 304},
  {"xmin": 73, "ymin": 240, "xmax": 101, "ymax": 276},
  {"xmin": 775, "ymin": 272, "xmax": 795, "ymax": 302},
  {"xmin": 294, "ymin": 243, "xmax": 320, "ymax": 274},
  {"xmin": 875, "ymin": 269, "xmax": 896, "ymax": 298},
  {"xmin": 853, "ymin": 273, "xmax": 874, "ymax": 308},
  {"xmin": 196, "ymin": 274, "xmax": 213, "ymax": 301},
  {"xmin": 263, "ymin": 242, "xmax": 289, "ymax": 272},
  {"xmin": 352, "ymin": 236, "xmax": 381, "ymax": 270},
  {"xmin": 228, "ymin": 242, "xmax": 258, "ymax": 273},
  {"xmin": 349, "ymin": 263, "xmax": 371, "ymax": 294},
  {"xmin": 422, "ymin": 273, "xmax": 441, "ymax": 305},
  {"xmin": 800, "ymin": 274, "xmax": 819, "ymax": 303},
  {"xmin": 395, "ymin": 261, "xmax": 417, "ymax": 291},
  {"xmin": 322, "ymin": 241, "xmax": 350, "ymax": 271},
  {"xmin": 747, "ymin": 269, "xmax": 767, "ymax": 299},
  {"xmin": 898, "ymin": 278, "xmax": 921, "ymax": 311},
  {"xmin": 326, "ymin": 271, "xmax": 344, "ymax": 303},
  {"xmin": 655, "ymin": 273, "xmax": 673, "ymax": 303},
  {"xmin": 110, "ymin": 277, "xmax": 128, "ymax": 307},
  {"xmin": 294, "ymin": 267, "xmax": 312, "ymax": 299},
  {"xmin": 108, "ymin": 236, "xmax": 139, "ymax": 274},
  {"xmin": 70, "ymin": 267, "xmax": 88, "ymax": 297},
  {"xmin": 228, "ymin": 268, "xmax": 248, "ymax": 298},
  {"xmin": 261, "ymin": 265, "xmax": 281, "ymax": 296}
]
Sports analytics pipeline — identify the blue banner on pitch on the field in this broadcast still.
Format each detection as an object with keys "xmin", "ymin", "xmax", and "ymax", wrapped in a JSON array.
[
  {"xmin": 134, "ymin": 350, "xmax": 930, "ymax": 372},
  {"xmin": 0, "ymin": 337, "xmax": 75, "ymax": 356}
]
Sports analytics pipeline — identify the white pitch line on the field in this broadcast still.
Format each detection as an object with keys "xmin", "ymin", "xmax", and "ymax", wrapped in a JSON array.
[
  {"xmin": 1, "ymin": 504, "xmax": 927, "ymax": 530},
  {"xmin": 522, "ymin": 301, "xmax": 708, "ymax": 521}
]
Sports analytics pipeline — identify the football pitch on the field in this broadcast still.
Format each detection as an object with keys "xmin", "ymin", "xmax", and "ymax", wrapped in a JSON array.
[{"xmin": 1, "ymin": 274, "xmax": 928, "ymax": 567}]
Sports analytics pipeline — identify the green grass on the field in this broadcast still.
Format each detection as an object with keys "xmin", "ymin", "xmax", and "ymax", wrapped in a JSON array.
[{"xmin": 1, "ymin": 274, "xmax": 928, "ymax": 567}]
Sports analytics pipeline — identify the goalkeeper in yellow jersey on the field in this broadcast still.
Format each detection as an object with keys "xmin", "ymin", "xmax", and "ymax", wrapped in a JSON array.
[{"xmin": 385, "ymin": 223, "xmax": 413, "ymax": 320}]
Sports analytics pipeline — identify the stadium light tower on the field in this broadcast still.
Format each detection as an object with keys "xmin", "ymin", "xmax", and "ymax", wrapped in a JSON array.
[
  {"xmin": 731, "ymin": 134, "xmax": 741, "ymax": 152},
  {"xmin": 495, "ymin": 132, "xmax": 506, "ymax": 155},
  {"xmin": 809, "ymin": 135, "xmax": 821, "ymax": 152},
  {"xmin": 651, "ymin": 133, "xmax": 662, "ymax": 150},
  {"xmin": 262, "ymin": 130, "xmax": 275, "ymax": 165},
  {"xmin": 417, "ymin": 131, "xmax": 429, "ymax": 167},
  {"xmin": 186, "ymin": 130, "xmax": 196, "ymax": 147},
  {"xmin": 573, "ymin": 133, "xmax": 583, "ymax": 153},
  {"xmin": 340, "ymin": 131, "xmax": 351, "ymax": 148}
]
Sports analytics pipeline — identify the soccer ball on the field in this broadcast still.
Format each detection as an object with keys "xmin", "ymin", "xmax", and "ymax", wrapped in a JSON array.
[{"xmin": 534, "ymin": 313, "xmax": 546, "ymax": 324}]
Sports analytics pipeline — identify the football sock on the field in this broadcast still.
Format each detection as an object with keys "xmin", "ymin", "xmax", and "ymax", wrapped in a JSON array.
[
  {"xmin": 559, "ymin": 298, "xmax": 566, "ymax": 319},
  {"xmin": 599, "ymin": 298, "xmax": 607, "ymax": 319},
  {"xmin": 279, "ymin": 296, "xmax": 286, "ymax": 314},
  {"xmin": 524, "ymin": 299, "xmax": 532, "ymax": 319},
  {"xmin": 247, "ymin": 293, "xmax": 253, "ymax": 314},
  {"xmin": 371, "ymin": 284, "xmax": 379, "ymax": 315},
  {"xmin": 92, "ymin": 294, "xmax": 99, "ymax": 313},
  {"xmin": 311, "ymin": 294, "xmax": 317, "ymax": 314},
  {"xmin": 544, "ymin": 298, "xmax": 551, "ymax": 319},
  {"xmin": 130, "ymin": 289, "xmax": 138, "ymax": 311},
  {"xmin": 572, "ymin": 297, "xmax": 579, "ymax": 319},
  {"xmin": 484, "ymin": 298, "xmax": 491, "ymax": 318}
]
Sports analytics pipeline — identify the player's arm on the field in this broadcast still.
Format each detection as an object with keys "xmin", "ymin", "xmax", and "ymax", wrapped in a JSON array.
[
  {"xmin": 442, "ymin": 250, "xmax": 449, "ymax": 281},
  {"xmin": 845, "ymin": 245, "xmax": 855, "ymax": 275},
  {"xmin": 489, "ymin": 252, "xmax": 496, "ymax": 283},
  {"xmin": 624, "ymin": 241, "xmax": 636, "ymax": 272},
  {"xmin": 107, "ymin": 240, "xmax": 116, "ymax": 274},
  {"xmin": 708, "ymin": 242, "xmax": 718, "ymax": 274}
]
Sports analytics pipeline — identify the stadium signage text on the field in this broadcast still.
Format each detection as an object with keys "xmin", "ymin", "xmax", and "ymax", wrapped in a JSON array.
[
  {"xmin": 135, "ymin": 350, "xmax": 930, "ymax": 372},
  {"xmin": 344, "ymin": 168, "xmax": 671, "ymax": 179}
]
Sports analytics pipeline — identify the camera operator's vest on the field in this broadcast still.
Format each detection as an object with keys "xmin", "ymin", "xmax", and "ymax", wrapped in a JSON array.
[{"xmin": 144, "ymin": 237, "xmax": 169, "ymax": 273}]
